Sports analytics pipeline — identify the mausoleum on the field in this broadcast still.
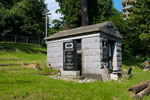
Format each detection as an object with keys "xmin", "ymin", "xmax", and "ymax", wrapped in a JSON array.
[{"xmin": 45, "ymin": 22, "xmax": 122, "ymax": 78}]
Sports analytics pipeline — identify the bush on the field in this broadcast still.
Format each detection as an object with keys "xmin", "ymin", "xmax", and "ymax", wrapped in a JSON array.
[{"xmin": 135, "ymin": 54, "xmax": 145, "ymax": 61}]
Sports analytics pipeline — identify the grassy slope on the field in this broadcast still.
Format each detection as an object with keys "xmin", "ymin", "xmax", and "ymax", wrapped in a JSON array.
[
  {"xmin": 0, "ymin": 42, "xmax": 46, "ymax": 64},
  {"xmin": 0, "ymin": 42, "xmax": 150, "ymax": 100}
]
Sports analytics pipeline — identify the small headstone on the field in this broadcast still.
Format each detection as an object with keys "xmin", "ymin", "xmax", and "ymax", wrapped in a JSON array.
[
  {"xmin": 128, "ymin": 66, "xmax": 132, "ymax": 75},
  {"xmin": 127, "ymin": 66, "xmax": 133, "ymax": 78},
  {"xmin": 100, "ymin": 65, "xmax": 110, "ymax": 82}
]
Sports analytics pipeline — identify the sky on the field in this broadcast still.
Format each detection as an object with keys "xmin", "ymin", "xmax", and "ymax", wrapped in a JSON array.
[{"xmin": 45, "ymin": 0, "xmax": 122, "ymax": 21}]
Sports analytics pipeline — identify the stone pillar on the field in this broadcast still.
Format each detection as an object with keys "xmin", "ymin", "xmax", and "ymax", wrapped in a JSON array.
[
  {"xmin": 112, "ymin": 42, "xmax": 122, "ymax": 74},
  {"xmin": 112, "ymin": 42, "xmax": 118, "ymax": 71},
  {"xmin": 116, "ymin": 42, "xmax": 122, "ymax": 75}
]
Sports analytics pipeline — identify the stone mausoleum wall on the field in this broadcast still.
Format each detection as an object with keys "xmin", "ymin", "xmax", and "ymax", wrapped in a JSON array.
[
  {"xmin": 82, "ymin": 36, "xmax": 101, "ymax": 75},
  {"xmin": 47, "ymin": 41, "xmax": 63, "ymax": 69}
]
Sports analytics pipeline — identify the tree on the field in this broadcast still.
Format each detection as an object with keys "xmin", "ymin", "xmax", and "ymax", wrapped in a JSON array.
[
  {"xmin": 81, "ymin": 0, "xmax": 88, "ymax": 26},
  {"xmin": 48, "ymin": 19, "xmax": 63, "ymax": 35},
  {"xmin": 56, "ymin": 0, "xmax": 81, "ymax": 28},
  {"xmin": 55, "ymin": 0, "xmax": 115, "ymax": 28},
  {"xmin": 88, "ymin": 0, "xmax": 114, "ymax": 24},
  {"xmin": 110, "ymin": 9, "xmax": 128, "ymax": 35},
  {"xmin": 127, "ymin": 0, "xmax": 150, "ymax": 57},
  {"xmin": 0, "ymin": 0, "xmax": 46, "ymax": 37}
]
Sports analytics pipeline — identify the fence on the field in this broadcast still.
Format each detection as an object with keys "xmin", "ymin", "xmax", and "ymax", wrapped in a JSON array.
[{"xmin": 0, "ymin": 34, "xmax": 45, "ymax": 46}]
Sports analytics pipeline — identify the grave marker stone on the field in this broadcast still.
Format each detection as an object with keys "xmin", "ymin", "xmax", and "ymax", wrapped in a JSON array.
[{"xmin": 63, "ymin": 41, "xmax": 77, "ymax": 71}]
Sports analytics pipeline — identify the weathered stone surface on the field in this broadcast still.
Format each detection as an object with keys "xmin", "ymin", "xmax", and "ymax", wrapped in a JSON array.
[
  {"xmin": 83, "ymin": 69, "xmax": 100, "ymax": 74},
  {"xmin": 83, "ymin": 49, "xmax": 100, "ymax": 54},
  {"xmin": 82, "ymin": 36, "xmax": 100, "ymax": 44},
  {"xmin": 82, "ymin": 36, "xmax": 101, "ymax": 75},
  {"xmin": 46, "ymin": 23, "xmax": 122, "ymax": 77},
  {"xmin": 61, "ymin": 71, "xmax": 80, "ymax": 77},
  {"xmin": 47, "ymin": 41, "xmax": 63, "ymax": 69}
]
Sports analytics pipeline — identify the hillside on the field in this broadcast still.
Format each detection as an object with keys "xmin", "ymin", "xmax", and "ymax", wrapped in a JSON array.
[
  {"xmin": 0, "ymin": 42, "xmax": 150, "ymax": 100},
  {"xmin": 0, "ymin": 42, "xmax": 46, "ymax": 64}
]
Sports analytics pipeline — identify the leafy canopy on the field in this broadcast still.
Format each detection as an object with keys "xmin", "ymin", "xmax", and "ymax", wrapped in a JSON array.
[
  {"xmin": 55, "ymin": 0, "xmax": 116, "ymax": 28},
  {"xmin": 0, "ymin": 0, "xmax": 46, "ymax": 37},
  {"xmin": 125, "ymin": 0, "xmax": 150, "ymax": 57}
]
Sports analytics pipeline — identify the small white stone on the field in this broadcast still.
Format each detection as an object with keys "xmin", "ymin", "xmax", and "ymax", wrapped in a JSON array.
[{"xmin": 110, "ymin": 74, "xmax": 118, "ymax": 81}]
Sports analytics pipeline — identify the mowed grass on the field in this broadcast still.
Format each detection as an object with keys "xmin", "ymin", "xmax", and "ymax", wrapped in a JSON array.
[
  {"xmin": 0, "ymin": 42, "xmax": 150, "ymax": 100},
  {"xmin": 1, "ymin": 65, "xmax": 150, "ymax": 100},
  {"xmin": 0, "ymin": 42, "xmax": 46, "ymax": 64}
]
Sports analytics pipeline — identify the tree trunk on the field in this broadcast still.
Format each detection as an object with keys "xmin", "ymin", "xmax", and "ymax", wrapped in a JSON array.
[
  {"xmin": 128, "ymin": 81, "xmax": 150, "ymax": 94},
  {"xmin": 81, "ymin": 0, "xmax": 88, "ymax": 26},
  {"xmin": 133, "ymin": 87, "xmax": 150, "ymax": 99}
]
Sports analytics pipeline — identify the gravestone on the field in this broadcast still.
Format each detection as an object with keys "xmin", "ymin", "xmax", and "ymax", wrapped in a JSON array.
[
  {"xmin": 63, "ymin": 41, "xmax": 77, "ymax": 71},
  {"xmin": 128, "ymin": 66, "xmax": 132, "ymax": 75},
  {"xmin": 100, "ymin": 65, "xmax": 110, "ymax": 82},
  {"xmin": 127, "ymin": 66, "xmax": 133, "ymax": 78}
]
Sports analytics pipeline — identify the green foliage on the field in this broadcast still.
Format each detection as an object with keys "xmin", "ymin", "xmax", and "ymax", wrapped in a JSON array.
[
  {"xmin": 109, "ymin": 9, "xmax": 128, "ymax": 34},
  {"xmin": 48, "ymin": 19, "xmax": 63, "ymax": 35},
  {"xmin": 0, "ymin": 0, "xmax": 46, "ymax": 37},
  {"xmin": 135, "ymin": 54, "xmax": 145, "ymax": 61},
  {"xmin": 55, "ymin": 0, "xmax": 116, "ymax": 28},
  {"xmin": 124, "ymin": 0, "xmax": 150, "ymax": 57},
  {"xmin": 139, "ymin": 33, "xmax": 150, "ymax": 41},
  {"xmin": 56, "ymin": 0, "xmax": 81, "ymax": 28},
  {"xmin": 88, "ymin": 0, "xmax": 114, "ymax": 24}
]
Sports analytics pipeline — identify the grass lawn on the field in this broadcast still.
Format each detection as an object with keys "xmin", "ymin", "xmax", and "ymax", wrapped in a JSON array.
[
  {"xmin": 0, "ymin": 42, "xmax": 150, "ymax": 100},
  {"xmin": 1, "ymin": 64, "xmax": 150, "ymax": 100},
  {"xmin": 0, "ymin": 42, "xmax": 46, "ymax": 64}
]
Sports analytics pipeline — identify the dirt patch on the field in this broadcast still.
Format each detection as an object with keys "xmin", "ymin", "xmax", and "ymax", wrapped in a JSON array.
[{"xmin": 22, "ymin": 63, "xmax": 44, "ymax": 70}]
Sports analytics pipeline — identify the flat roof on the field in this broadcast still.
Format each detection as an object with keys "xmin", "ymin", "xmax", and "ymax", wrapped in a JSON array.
[{"xmin": 45, "ymin": 22, "xmax": 122, "ymax": 40}]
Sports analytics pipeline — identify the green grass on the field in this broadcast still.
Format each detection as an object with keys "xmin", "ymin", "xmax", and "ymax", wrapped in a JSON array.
[
  {"xmin": 0, "ymin": 42, "xmax": 150, "ymax": 100},
  {"xmin": 1, "ymin": 65, "xmax": 150, "ymax": 100},
  {"xmin": 0, "ymin": 42, "xmax": 46, "ymax": 64}
]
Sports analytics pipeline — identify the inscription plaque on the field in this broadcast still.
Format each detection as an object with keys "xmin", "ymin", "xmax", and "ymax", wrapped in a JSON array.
[{"xmin": 63, "ymin": 41, "xmax": 77, "ymax": 71}]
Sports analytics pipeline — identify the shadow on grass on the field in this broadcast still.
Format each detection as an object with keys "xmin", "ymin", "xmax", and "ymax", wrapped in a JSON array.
[
  {"xmin": 123, "ymin": 59, "xmax": 143, "ymax": 69},
  {"xmin": 0, "ymin": 80, "xmax": 34, "ymax": 84},
  {"xmin": 0, "ymin": 42, "xmax": 46, "ymax": 54}
]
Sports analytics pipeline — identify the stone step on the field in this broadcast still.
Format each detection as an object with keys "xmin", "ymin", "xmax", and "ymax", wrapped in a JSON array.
[
  {"xmin": 19, "ymin": 72, "xmax": 51, "ymax": 75},
  {"xmin": 9, "ymin": 72, "xmax": 51, "ymax": 76},
  {"xmin": 0, "ymin": 68, "xmax": 24, "ymax": 71},
  {"xmin": 0, "ymin": 59, "xmax": 22, "ymax": 61},
  {"xmin": 0, "ymin": 63, "xmax": 21, "ymax": 66}
]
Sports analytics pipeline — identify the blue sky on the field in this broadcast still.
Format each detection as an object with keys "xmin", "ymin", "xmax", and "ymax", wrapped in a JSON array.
[
  {"xmin": 45, "ymin": 0, "xmax": 122, "ymax": 21},
  {"xmin": 113, "ymin": 0, "xmax": 122, "ymax": 12}
]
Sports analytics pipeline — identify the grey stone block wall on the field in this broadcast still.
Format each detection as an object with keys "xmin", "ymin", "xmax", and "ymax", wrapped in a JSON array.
[
  {"xmin": 99, "ymin": 35, "xmax": 122, "ymax": 73},
  {"xmin": 47, "ymin": 41, "xmax": 63, "ymax": 69},
  {"xmin": 46, "ymin": 34, "xmax": 122, "ymax": 76},
  {"xmin": 82, "ymin": 36, "xmax": 101, "ymax": 75},
  {"xmin": 116, "ymin": 42, "xmax": 122, "ymax": 73}
]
